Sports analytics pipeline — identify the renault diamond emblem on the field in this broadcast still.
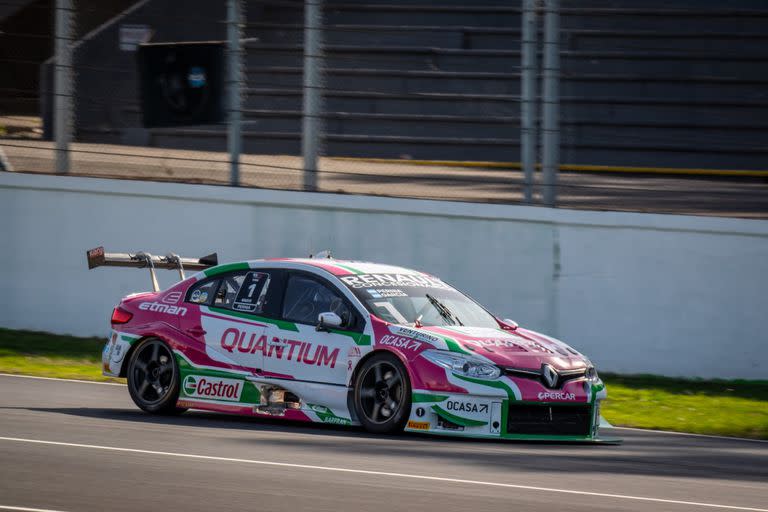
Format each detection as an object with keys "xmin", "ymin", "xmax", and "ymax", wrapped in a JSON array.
[{"xmin": 541, "ymin": 364, "xmax": 559, "ymax": 388}]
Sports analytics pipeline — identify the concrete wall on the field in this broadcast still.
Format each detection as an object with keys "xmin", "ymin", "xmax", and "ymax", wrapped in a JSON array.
[{"xmin": 1, "ymin": 172, "xmax": 766, "ymax": 378}]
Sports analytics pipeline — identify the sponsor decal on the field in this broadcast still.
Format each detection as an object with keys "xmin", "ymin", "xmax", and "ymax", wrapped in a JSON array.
[
  {"xmin": 182, "ymin": 375, "xmax": 243, "ymax": 401},
  {"xmin": 341, "ymin": 273, "xmax": 451, "ymax": 290},
  {"xmin": 367, "ymin": 288, "xmax": 407, "ymax": 298},
  {"xmin": 388, "ymin": 326, "xmax": 441, "ymax": 345},
  {"xmin": 220, "ymin": 327, "xmax": 340, "ymax": 368},
  {"xmin": 347, "ymin": 346, "xmax": 362, "ymax": 372},
  {"xmin": 190, "ymin": 289, "xmax": 207, "ymax": 303},
  {"xmin": 162, "ymin": 291, "xmax": 182, "ymax": 304},
  {"xmin": 138, "ymin": 302, "xmax": 188, "ymax": 316},
  {"xmin": 538, "ymin": 391, "xmax": 576, "ymax": 400},
  {"xmin": 466, "ymin": 338, "xmax": 524, "ymax": 349},
  {"xmin": 445, "ymin": 400, "xmax": 489, "ymax": 415},
  {"xmin": 466, "ymin": 337, "xmax": 555, "ymax": 354},
  {"xmin": 379, "ymin": 334, "xmax": 423, "ymax": 351},
  {"xmin": 407, "ymin": 420, "xmax": 430, "ymax": 430},
  {"xmin": 110, "ymin": 342, "xmax": 126, "ymax": 363},
  {"xmin": 308, "ymin": 404, "xmax": 352, "ymax": 425}
]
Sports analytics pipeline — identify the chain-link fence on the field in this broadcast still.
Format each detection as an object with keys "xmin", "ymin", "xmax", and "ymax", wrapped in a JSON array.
[{"xmin": 1, "ymin": 0, "xmax": 767, "ymax": 218}]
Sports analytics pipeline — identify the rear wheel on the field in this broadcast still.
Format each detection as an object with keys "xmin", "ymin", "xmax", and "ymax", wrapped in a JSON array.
[
  {"xmin": 127, "ymin": 338, "xmax": 186, "ymax": 415},
  {"xmin": 353, "ymin": 352, "xmax": 411, "ymax": 434}
]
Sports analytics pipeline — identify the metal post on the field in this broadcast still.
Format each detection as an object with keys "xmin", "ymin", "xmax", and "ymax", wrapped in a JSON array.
[
  {"xmin": 227, "ymin": 0, "xmax": 243, "ymax": 186},
  {"xmin": 541, "ymin": 0, "xmax": 560, "ymax": 207},
  {"xmin": 54, "ymin": 0, "xmax": 73, "ymax": 174},
  {"xmin": 520, "ymin": 0, "xmax": 538, "ymax": 204},
  {"xmin": 302, "ymin": 0, "xmax": 323, "ymax": 191}
]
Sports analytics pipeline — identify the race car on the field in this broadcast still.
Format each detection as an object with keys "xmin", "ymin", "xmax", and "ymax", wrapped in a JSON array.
[{"xmin": 89, "ymin": 247, "xmax": 612, "ymax": 442}]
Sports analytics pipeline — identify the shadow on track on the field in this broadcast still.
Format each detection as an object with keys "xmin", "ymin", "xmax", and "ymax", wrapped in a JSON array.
[{"xmin": 4, "ymin": 405, "xmax": 768, "ymax": 483}]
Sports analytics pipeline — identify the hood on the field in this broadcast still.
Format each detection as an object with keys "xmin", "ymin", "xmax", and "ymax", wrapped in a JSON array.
[{"xmin": 419, "ymin": 325, "xmax": 589, "ymax": 371}]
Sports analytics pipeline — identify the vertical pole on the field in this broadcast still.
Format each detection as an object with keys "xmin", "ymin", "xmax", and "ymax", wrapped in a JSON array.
[
  {"xmin": 520, "ymin": 0, "xmax": 538, "ymax": 204},
  {"xmin": 302, "ymin": 0, "xmax": 323, "ymax": 191},
  {"xmin": 227, "ymin": 0, "xmax": 243, "ymax": 186},
  {"xmin": 541, "ymin": 0, "xmax": 560, "ymax": 207},
  {"xmin": 54, "ymin": 0, "xmax": 72, "ymax": 174}
]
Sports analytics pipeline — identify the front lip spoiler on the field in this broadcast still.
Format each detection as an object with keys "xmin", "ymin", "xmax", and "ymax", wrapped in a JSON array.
[{"xmin": 506, "ymin": 437, "xmax": 623, "ymax": 445}]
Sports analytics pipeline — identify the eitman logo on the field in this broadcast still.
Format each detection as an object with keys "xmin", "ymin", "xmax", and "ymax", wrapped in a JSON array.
[{"xmin": 182, "ymin": 375, "xmax": 243, "ymax": 401}]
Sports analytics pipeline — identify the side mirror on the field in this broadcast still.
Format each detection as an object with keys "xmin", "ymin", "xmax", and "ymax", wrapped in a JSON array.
[
  {"xmin": 502, "ymin": 318, "xmax": 519, "ymax": 330},
  {"xmin": 317, "ymin": 311, "xmax": 343, "ymax": 331}
]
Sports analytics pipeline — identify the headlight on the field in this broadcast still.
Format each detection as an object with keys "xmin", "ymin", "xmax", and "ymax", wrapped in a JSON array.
[
  {"xmin": 586, "ymin": 365, "xmax": 599, "ymax": 381},
  {"xmin": 421, "ymin": 349, "xmax": 501, "ymax": 380}
]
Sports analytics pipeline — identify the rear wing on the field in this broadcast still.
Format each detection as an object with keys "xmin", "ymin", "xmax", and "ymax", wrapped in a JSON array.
[{"xmin": 86, "ymin": 246, "xmax": 218, "ymax": 292}]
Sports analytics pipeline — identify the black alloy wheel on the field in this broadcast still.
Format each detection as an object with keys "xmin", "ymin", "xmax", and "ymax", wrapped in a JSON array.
[
  {"xmin": 354, "ymin": 352, "xmax": 411, "ymax": 434},
  {"xmin": 127, "ymin": 338, "xmax": 185, "ymax": 414}
]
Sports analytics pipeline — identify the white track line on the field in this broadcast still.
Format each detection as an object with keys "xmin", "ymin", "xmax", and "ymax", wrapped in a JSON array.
[
  {"xmin": 607, "ymin": 426, "xmax": 768, "ymax": 444},
  {"xmin": 0, "ymin": 506, "xmax": 70, "ymax": 512},
  {"xmin": 0, "ymin": 373, "xmax": 124, "ymax": 386},
  {"xmin": 0, "ymin": 437, "xmax": 766, "ymax": 512}
]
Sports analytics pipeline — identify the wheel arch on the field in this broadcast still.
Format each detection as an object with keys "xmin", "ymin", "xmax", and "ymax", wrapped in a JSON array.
[
  {"xmin": 346, "ymin": 347, "xmax": 414, "ymax": 422},
  {"xmin": 118, "ymin": 333, "xmax": 171, "ymax": 377},
  {"xmin": 348, "ymin": 347, "xmax": 413, "ymax": 388}
]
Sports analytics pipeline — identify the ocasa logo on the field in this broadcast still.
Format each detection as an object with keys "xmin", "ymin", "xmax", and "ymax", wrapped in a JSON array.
[
  {"xmin": 182, "ymin": 375, "xmax": 243, "ymax": 401},
  {"xmin": 446, "ymin": 400, "xmax": 489, "ymax": 414}
]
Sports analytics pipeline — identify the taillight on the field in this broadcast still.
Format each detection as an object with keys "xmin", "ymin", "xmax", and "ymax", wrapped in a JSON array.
[{"xmin": 111, "ymin": 307, "xmax": 133, "ymax": 325}]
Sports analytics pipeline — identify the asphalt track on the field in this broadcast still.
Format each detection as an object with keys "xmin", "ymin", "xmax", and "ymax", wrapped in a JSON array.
[{"xmin": 1, "ymin": 375, "xmax": 766, "ymax": 512}]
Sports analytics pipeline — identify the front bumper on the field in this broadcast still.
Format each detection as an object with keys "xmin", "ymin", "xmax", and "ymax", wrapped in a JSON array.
[{"xmin": 405, "ymin": 377, "xmax": 618, "ymax": 443}]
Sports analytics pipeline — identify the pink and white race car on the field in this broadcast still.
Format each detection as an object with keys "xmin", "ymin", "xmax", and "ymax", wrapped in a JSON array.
[{"xmin": 89, "ymin": 247, "xmax": 611, "ymax": 442}]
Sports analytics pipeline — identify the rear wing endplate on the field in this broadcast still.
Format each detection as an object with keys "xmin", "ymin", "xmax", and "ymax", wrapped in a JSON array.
[{"xmin": 86, "ymin": 246, "xmax": 218, "ymax": 292}]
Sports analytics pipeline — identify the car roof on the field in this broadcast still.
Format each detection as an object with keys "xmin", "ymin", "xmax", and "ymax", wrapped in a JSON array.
[{"xmin": 260, "ymin": 258, "xmax": 430, "ymax": 277}]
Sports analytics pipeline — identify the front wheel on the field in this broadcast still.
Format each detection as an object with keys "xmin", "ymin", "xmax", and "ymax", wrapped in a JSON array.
[
  {"xmin": 353, "ymin": 352, "xmax": 411, "ymax": 434},
  {"xmin": 127, "ymin": 338, "xmax": 186, "ymax": 415}
]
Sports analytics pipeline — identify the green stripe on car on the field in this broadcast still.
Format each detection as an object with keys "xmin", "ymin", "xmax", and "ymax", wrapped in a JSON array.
[
  {"xmin": 203, "ymin": 262, "xmax": 251, "ymax": 277},
  {"xmin": 208, "ymin": 306, "xmax": 300, "ymax": 332},
  {"xmin": 454, "ymin": 374, "xmax": 518, "ymax": 400},
  {"xmin": 412, "ymin": 393, "xmax": 449, "ymax": 403}
]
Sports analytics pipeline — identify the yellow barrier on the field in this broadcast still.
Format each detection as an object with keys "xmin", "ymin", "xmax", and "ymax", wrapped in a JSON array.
[{"xmin": 330, "ymin": 157, "xmax": 768, "ymax": 177}]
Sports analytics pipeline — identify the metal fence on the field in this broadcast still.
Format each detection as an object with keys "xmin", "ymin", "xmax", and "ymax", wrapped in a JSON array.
[{"xmin": 1, "ymin": 0, "xmax": 767, "ymax": 218}]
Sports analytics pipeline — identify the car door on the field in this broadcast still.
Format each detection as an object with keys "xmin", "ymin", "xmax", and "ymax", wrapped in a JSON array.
[
  {"xmin": 261, "ymin": 271, "xmax": 365, "ymax": 385},
  {"xmin": 181, "ymin": 270, "xmax": 273, "ymax": 374}
]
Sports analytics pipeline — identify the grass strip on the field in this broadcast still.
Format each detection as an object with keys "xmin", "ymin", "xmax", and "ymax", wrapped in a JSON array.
[
  {"xmin": 0, "ymin": 328, "xmax": 124, "ymax": 383},
  {"xmin": 601, "ymin": 373, "xmax": 768, "ymax": 439}
]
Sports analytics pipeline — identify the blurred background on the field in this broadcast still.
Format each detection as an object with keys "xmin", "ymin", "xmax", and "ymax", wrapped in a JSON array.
[{"xmin": 1, "ymin": 0, "xmax": 767, "ymax": 216}]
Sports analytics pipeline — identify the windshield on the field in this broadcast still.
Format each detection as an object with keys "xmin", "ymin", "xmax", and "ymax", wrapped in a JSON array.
[{"xmin": 339, "ymin": 273, "xmax": 500, "ymax": 329}]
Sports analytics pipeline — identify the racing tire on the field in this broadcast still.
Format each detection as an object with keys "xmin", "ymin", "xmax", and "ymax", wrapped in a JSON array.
[
  {"xmin": 127, "ymin": 338, "xmax": 186, "ymax": 415},
  {"xmin": 353, "ymin": 352, "xmax": 411, "ymax": 434}
]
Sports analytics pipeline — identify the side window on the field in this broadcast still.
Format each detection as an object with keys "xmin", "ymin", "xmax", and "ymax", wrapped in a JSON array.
[
  {"xmin": 187, "ymin": 279, "xmax": 219, "ymax": 305},
  {"xmin": 214, "ymin": 273, "xmax": 247, "ymax": 307},
  {"xmin": 282, "ymin": 274, "xmax": 352, "ymax": 327}
]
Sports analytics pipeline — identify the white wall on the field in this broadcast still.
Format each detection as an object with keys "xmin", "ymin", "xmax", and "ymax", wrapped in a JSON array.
[{"xmin": 1, "ymin": 172, "xmax": 766, "ymax": 379}]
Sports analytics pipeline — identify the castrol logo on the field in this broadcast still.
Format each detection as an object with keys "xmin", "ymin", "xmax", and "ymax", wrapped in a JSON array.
[{"xmin": 182, "ymin": 375, "xmax": 243, "ymax": 401}]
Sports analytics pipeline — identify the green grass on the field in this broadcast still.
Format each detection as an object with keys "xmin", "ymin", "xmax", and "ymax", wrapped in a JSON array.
[
  {"xmin": 1, "ymin": 328, "xmax": 766, "ymax": 439},
  {"xmin": 0, "ymin": 328, "xmax": 124, "ymax": 383},
  {"xmin": 601, "ymin": 373, "xmax": 768, "ymax": 439}
]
